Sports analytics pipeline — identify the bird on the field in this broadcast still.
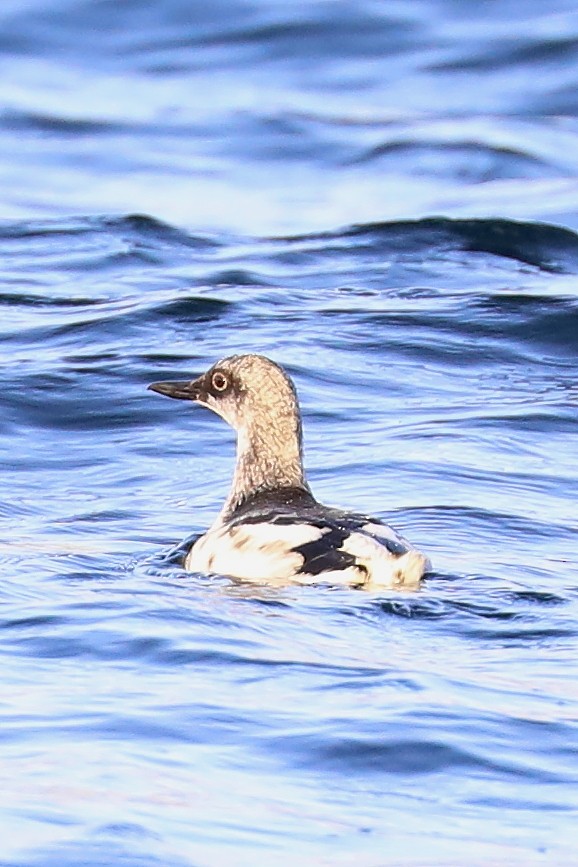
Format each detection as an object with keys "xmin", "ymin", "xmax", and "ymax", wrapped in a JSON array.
[{"xmin": 148, "ymin": 354, "xmax": 430, "ymax": 590}]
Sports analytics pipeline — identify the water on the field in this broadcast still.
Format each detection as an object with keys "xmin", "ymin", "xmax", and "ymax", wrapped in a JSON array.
[{"xmin": 1, "ymin": 2, "xmax": 578, "ymax": 865}]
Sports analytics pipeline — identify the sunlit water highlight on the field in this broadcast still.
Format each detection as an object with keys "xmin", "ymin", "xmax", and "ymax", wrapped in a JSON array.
[{"xmin": 1, "ymin": 1, "xmax": 578, "ymax": 865}]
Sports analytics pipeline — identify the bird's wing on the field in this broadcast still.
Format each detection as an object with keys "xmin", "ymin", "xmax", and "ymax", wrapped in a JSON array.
[
  {"xmin": 187, "ymin": 515, "xmax": 365, "ymax": 583},
  {"xmin": 352, "ymin": 519, "xmax": 412, "ymax": 555}
]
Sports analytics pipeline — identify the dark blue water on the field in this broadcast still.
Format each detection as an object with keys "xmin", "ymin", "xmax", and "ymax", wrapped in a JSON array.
[{"xmin": 1, "ymin": 2, "xmax": 578, "ymax": 865}]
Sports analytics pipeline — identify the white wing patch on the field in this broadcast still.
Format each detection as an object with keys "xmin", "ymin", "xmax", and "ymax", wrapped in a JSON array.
[{"xmin": 186, "ymin": 521, "xmax": 326, "ymax": 582}]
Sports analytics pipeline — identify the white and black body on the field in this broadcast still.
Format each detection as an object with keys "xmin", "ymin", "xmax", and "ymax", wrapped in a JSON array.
[{"xmin": 149, "ymin": 354, "xmax": 430, "ymax": 589}]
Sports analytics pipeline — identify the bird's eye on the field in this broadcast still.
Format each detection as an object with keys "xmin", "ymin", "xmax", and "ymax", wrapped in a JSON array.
[{"xmin": 211, "ymin": 372, "xmax": 229, "ymax": 392}]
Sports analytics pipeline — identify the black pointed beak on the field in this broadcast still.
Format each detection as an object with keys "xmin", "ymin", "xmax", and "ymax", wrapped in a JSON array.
[{"xmin": 148, "ymin": 379, "xmax": 200, "ymax": 401}]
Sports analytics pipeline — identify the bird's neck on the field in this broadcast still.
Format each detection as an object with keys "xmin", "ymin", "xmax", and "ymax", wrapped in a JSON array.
[{"xmin": 216, "ymin": 416, "xmax": 309, "ymax": 524}]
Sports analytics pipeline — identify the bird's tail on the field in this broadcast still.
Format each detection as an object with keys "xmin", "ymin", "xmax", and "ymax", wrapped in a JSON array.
[{"xmin": 365, "ymin": 549, "xmax": 430, "ymax": 591}]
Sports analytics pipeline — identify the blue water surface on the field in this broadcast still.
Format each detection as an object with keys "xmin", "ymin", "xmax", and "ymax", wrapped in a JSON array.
[{"xmin": 1, "ymin": 2, "xmax": 578, "ymax": 865}]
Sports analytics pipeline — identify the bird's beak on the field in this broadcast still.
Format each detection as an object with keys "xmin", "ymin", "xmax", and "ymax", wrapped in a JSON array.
[{"xmin": 148, "ymin": 378, "xmax": 201, "ymax": 401}]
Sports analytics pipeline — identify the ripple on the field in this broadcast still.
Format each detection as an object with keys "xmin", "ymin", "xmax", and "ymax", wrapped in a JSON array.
[{"xmin": 1, "ymin": 210, "xmax": 578, "ymax": 865}]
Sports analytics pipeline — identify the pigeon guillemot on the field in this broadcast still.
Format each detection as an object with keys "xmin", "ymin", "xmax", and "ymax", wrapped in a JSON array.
[{"xmin": 149, "ymin": 354, "xmax": 430, "ymax": 589}]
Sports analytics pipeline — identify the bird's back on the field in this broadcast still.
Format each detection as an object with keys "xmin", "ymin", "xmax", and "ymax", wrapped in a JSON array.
[{"xmin": 186, "ymin": 488, "xmax": 430, "ymax": 589}]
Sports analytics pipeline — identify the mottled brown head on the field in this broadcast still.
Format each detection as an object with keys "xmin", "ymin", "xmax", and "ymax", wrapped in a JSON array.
[
  {"xmin": 148, "ymin": 354, "xmax": 300, "ymax": 432},
  {"xmin": 149, "ymin": 353, "xmax": 309, "ymax": 512}
]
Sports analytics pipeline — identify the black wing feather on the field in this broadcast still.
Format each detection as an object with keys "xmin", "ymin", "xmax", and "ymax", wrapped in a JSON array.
[{"xmin": 291, "ymin": 525, "xmax": 357, "ymax": 576}]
